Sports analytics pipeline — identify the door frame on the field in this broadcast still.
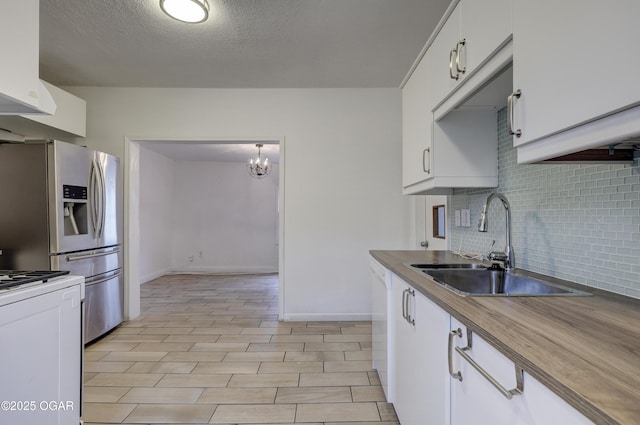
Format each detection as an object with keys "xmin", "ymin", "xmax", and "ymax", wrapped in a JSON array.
[{"xmin": 123, "ymin": 136, "xmax": 286, "ymax": 320}]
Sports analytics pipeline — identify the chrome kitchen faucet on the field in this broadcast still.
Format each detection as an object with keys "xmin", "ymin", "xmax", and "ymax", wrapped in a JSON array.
[{"xmin": 477, "ymin": 193, "xmax": 515, "ymax": 271}]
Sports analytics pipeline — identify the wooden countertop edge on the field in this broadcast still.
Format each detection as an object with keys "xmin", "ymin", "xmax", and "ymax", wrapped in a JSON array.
[{"xmin": 370, "ymin": 250, "xmax": 639, "ymax": 425}]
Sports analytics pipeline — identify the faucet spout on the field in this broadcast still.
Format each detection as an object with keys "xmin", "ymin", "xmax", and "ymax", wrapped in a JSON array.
[{"xmin": 477, "ymin": 193, "xmax": 515, "ymax": 271}]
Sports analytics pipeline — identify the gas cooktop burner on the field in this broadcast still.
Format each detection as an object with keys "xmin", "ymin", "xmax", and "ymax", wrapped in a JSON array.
[{"xmin": 0, "ymin": 270, "xmax": 70, "ymax": 290}]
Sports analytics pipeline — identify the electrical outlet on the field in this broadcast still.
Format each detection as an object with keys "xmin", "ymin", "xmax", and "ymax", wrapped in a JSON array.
[
  {"xmin": 455, "ymin": 210, "xmax": 461, "ymax": 227},
  {"xmin": 188, "ymin": 255, "xmax": 194, "ymax": 262}
]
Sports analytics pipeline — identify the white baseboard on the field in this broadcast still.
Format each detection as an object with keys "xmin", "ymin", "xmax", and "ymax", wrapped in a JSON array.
[
  {"xmin": 283, "ymin": 313, "xmax": 372, "ymax": 322},
  {"xmin": 170, "ymin": 266, "xmax": 278, "ymax": 275}
]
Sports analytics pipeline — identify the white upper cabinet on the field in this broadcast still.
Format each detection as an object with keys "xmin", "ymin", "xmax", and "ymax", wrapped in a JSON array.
[
  {"xmin": 430, "ymin": 0, "xmax": 512, "ymax": 111},
  {"xmin": 511, "ymin": 0, "xmax": 640, "ymax": 162},
  {"xmin": 402, "ymin": 50, "xmax": 433, "ymax": 189},
  {"xmin": 0, "ymin": 0, "xmax": 55, "ymax": 115}
]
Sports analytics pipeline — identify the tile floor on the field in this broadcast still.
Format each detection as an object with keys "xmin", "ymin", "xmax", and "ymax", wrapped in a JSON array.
[{"xmin": 82, "ymin": 273, "xmax": 398, "ymax": 425}]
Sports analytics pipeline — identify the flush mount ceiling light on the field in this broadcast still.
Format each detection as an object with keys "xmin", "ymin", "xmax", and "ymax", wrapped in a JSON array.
[
  {"xmin": 160, "ymin": 0, "xmax": 209, "ymax": 23},
  {"xmin": 247, "ymin": 144, "xmax": 272, "ymax": 179}
]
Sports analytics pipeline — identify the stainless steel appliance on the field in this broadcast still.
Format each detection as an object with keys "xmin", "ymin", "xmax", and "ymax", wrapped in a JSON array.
[{"xmin": 0, "ymin": 140, "xmax": 123, "ymax": 343}]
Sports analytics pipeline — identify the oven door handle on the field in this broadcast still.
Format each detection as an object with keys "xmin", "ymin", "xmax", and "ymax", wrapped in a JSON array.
[
  {"xmin": 66, "ymin": 247, "xmax": 120, "ymax": 262},
  {"xmin": 85, "ymin": 269, "xmax": 122, "ymax": 287}
]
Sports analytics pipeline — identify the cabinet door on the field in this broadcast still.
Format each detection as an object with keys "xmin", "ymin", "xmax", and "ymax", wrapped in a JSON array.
[
  {"xmin": 512, "ymin": 0, "xmax": 640, "ymax": 146},
  {"xmin": 0, "ymin": 0, "xmax": 41, "ymax": 112},
  {"xmin": 0, "ymin": 284, "xmax": 82, "ymax": 425},
  {"xmin": 449, "ymin": 318, "xmax": 594, "ymax": 425},
  {"xmin": 393, "ymin": 275, "xmax": 450, "ymax": 425},
  {"xmin": 460, "ymin": 0, "xmax": 512, "ymax": 73},
  {"xmin": 429, "ymin": 3, "xmax": 462, "ymax": 108},
  {"xmin": 402, "ymin": 50, "xmax": 433, "ymax": 189}
]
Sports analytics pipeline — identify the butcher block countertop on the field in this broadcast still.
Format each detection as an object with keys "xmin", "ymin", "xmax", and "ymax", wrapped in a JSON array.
[{"xmin": 370, "ymin": 250, "xmax": 640, "ymax": 425}]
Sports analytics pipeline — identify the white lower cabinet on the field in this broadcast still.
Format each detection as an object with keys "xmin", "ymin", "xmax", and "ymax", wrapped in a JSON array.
[
  {"xmin": 391, "ymin": 274, "xmax": 450, "ymax": 425},
  {"xmin": 386, "ymin": 271, "xmax": 596, "ymax": 425},
  {"xmin": 449, "ymin": 317, "xmax": 594, "ymax": 425}
]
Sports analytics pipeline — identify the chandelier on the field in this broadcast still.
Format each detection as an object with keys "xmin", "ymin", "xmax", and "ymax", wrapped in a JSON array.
[{"xmin": 247, "ymin": 144, "xmax": 272, "ymax": 179}]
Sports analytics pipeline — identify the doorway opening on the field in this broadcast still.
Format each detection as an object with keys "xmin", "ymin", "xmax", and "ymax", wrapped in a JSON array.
[{"xmin": 124, "ymin": 138, "xmax": 285, "ymax": 321}]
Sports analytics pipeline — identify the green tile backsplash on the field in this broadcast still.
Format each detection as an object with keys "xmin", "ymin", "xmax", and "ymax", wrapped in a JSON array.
[{"xmin": 449, "ymin": 108, "xmax": 640, "ymax": 298}]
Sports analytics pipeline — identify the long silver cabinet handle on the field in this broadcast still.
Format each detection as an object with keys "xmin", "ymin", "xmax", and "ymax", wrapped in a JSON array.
[
  {"xmin": 455, "ymin": 39, "xmax": 466, "ymax": 74},
  {"xmin": 406, "ymin": 289, "xmax": 415, "ymax": 325},
  {"xmin": 454, "ymin": 328, "xmax": 525, "ymax": 400},
  {"xmin": 422, "ymin": 147, "xmax": 431, "ymax": 174},
  {"xmin": 401, "ymin": 289, "xmax": 407, "ymax": 321},
  {"xmin": 448, "ymin": 329, "xmax": 463, "ymax": 381},
  {"xmin": 449, "ymin": 48, "xmax": 459, "ymax": 80},
  {"xmin": 507, "ymin": 90, "xmax": 522, "ymax": 138},
  {"xmin": 66, "ymin": 246, "xmax": 121, "ymax": 262}
]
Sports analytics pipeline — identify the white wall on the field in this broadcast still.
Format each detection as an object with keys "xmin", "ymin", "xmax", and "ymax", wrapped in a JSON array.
[
  {"xmin": 139, "ymin": 146, "xmax": 174, "ymax": 283},
  {"xmin": 171, "ymin": 160, "xmax": 279, "ymax": 274},
  {"xmin": 66, "ymin": 87, "xmax": 411, "ymax": 321}
]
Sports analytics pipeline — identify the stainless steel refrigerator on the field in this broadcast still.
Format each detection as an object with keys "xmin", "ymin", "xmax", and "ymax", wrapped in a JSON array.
[{"xmin": 0, "ymin": 140, "xmax": 123, "ymax": 343}]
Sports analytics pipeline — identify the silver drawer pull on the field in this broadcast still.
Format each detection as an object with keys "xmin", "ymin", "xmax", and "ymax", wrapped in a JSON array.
[
  {"xmin": 66, "ymin": 246, "xmax": 120, "ymax": 262},
  {"xmin": 449, "ymin": 48, "xmax": 459, "ymax": 80},
  {"xmin": 451, "ymin": 327, "xmax": 524, "ymax": 399}
]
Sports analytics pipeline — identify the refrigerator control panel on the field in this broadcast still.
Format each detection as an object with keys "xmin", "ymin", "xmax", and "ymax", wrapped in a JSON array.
[{"xmin": 63, "ymin": 185, "xmax": 87, "ymax": 200}]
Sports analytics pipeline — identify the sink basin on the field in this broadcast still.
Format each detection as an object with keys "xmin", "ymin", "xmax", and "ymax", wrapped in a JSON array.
[
  {"xmin": 416, "ymin": 268, "xmax": 590, "ymax": 297},
  {"xmin": 410, "ymin": 263, "xmax": 486, "ymax": 270}
]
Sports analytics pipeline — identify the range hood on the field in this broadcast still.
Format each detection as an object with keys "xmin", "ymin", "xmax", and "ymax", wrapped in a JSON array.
[{"xmin": 0, "ymin": 79, "xmax": 57, "ymax": 116}]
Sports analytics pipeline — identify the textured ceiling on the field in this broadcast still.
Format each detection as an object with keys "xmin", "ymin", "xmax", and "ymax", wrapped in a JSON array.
[{"xmin": 39, "ymin": 0, "xmax": 451, "ymax": 88}]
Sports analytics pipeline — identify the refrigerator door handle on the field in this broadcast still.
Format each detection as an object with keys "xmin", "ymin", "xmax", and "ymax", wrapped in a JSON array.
[
  {"xmin": 89, "ymin": 159, "xmax": 100, "ymax": 238},
  {"xmin": 66, "ymin": 246, "xmax": 121, "ymax": 262}
]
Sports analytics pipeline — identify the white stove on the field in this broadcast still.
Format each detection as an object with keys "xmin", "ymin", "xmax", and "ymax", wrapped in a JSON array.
[{"xmin": 0, "ymin": 270, "xmax": 70, "ymax": 291}]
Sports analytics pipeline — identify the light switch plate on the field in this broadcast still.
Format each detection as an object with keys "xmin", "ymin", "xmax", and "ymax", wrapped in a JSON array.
[
  {"xmin": 455, "ymin": 210, "xmax": 461, "ymax": 227},
  {"xmin": 462, "ymin": 209, "xmax": 471, "ymax": 227}
]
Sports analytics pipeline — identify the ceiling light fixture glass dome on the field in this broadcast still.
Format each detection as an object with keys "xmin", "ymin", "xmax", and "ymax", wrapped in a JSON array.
[{"xmin": 160, "ymin": 0, "xmax": 209, "ymax": 23}]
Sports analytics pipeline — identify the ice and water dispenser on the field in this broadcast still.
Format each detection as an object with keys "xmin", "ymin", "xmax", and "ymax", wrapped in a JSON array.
[{"xmin": 62, "ymin": 184, "xmax": 88, "ymax": 236}]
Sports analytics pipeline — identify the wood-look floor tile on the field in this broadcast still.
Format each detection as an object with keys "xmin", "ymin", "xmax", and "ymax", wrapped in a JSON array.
[
  {"xmin": 210, "ymin": 404, "xmax": 296, "ymax": 424},
  {"xmin": 101, "ymin": 352, "xmax": 168, "ymax": 363},
  {"xmin": 86, "ymin": 341, "xmax": 139, "ymax": 352},
  {"xmin": 119, "ymin": 387, "xmax": 204, "ymax": 403},
  {"xmin": 304, "ymin": 342, "xmax": 361, "ymax": 352},
  {"xmin": 344, "ymin": 350, "xmax": 372, "ymax": 361},
  {"xmin": 156, "ymin": 373, "xmax": 232, "ymax": 388},
  {"xmin": 131, "ymin": 342, "xmax": 195, "ymax": 352},
  {"xmin": 275, "ymin": 386, "xmax": 352, "ymax": 403},
  {"xmin": 227, "ymin": 373, "xmax": 299, "ymax": 388},
  {"xmin": 284, "ymin": 351, "xmax": 344, "ymax": 362},
  {"xmin": 83, "ymin": 387, "xmax": 130, "ymax": 403},
  {"xmin": 193, "ymin": 362, "xmax": 260, "ymax": 374},
  {"xmin": 258, "ymin": 361, "xmax": 323, "ymax": 374},
  {"xmin": 84, "ymin": 275, "xmax": 382, "ymax": 425},
  {"xmin": 81, "ymin": 402, "xmax": 137, "ymax": 423},
  {"xmin": 376, "ymin": 402, "xmax": 398, "ymax": 421},
  {"xmin": 162, "ymin": 351, "xmax": 226, "ymax": 362},
  {"xmin": 190, "ymin": 342, "xmax": 250, "ymax": 352},
  {"xmin": 162, "ymin": 334, "xmax": 221, "ymax": 343},
  {"xmin": 84, "ymin": 361, "xmax": 135, "ymax": 373},
  {"xmin": 126, "ymin": 361, "xmax": 197, "ymax": 374},
  {"xmin": 324, "ymin": 361, "xmax": 374, "ymax": 373},
  {"xmin": 296, "ymin": 402, "xmax": 380, "ymax": 422},
  {"xmin": 223, "ymin": 351, "xmax": 285, "ymax": 362},
  {"xmin": 124, "ymin": 403, "xmax": 216, "ymax": 424},
  {"xmin": 197, "ymin": 388, "xmax": 277, "ymax": 404},
  {"xmin": 351, "ymin": 386, "xmax": 386, "ymax": 402},
  {"xmin": 299, "ymin": 372, "xmax": 370, "ymax": 387},
  {"xmin": 85, "ymin": 372, "xmax": 163, "ymax": 387},
  {"xmin": 247, "ymin": 342, "xmax": 304, "ymax": 352}
]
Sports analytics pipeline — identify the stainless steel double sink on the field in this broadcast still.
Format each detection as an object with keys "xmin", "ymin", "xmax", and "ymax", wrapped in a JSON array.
[{"xmin": 409, "ymin": 263, "xmax": 591, "ymax": 297}]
